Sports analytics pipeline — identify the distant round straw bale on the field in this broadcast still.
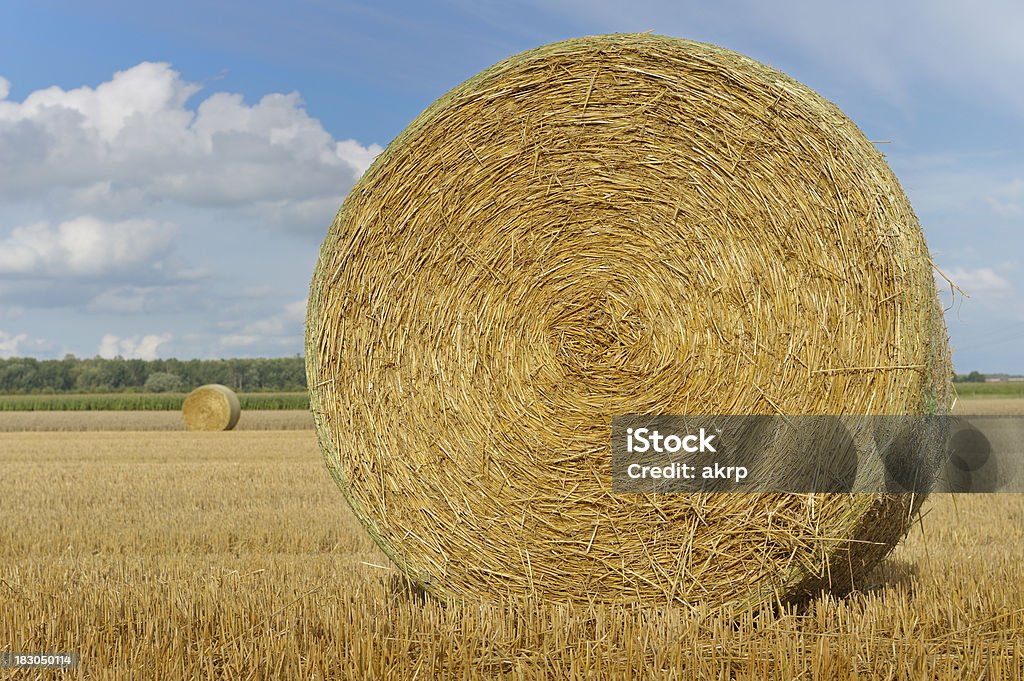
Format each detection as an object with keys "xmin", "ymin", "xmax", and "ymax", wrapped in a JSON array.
[
  {"xmin": 306, "ymin": 34, "xmax": 952, "ymax": 606},
  {"xmin": 182, "ymin": 384, "xmax": 241, "ymax": 432}
]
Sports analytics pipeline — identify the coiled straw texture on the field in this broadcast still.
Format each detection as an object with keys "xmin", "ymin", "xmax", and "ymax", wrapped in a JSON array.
[
  {"xmin": 182, "ymin": 384, "xmax": 241, "ymax": 432},
  {"xmin": 306, "ymin": 34, "xmax": 952, "ymax": 606}
]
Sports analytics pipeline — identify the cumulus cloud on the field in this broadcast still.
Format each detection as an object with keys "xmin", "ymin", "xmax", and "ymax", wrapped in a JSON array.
[
  {"xmin": 0, "ymin": 217, "xmax": 175, "ymax": 277},
  {"xmin": 219, "ymin": 299, "xmax": 306, "ymax": 349},
  {"xmin": 335, "ymin": 139, "xmax": 381, "ymax": 176},
  {"xmin": 98, "ymin": 332, "xmax": 172, "ymax": 360},
  {"xmin": 0, "ymin": 330, "xmax": 29, "ymax": 358},
  {"xmin": 0, "ymin": 62, "xmax": 381, "ymax": 230},
  {"xmin": 3, "ymin": 62, "xmax": 199, "ymax": 143},
  {"xmin": 940, "ymin": 267, "xmax": 1013, "ymax": 296}
]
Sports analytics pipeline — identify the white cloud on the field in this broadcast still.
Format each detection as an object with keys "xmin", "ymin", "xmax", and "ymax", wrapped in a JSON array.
[
  {"xmin": 0, "ymin": 217, "xmax": 174, "ymax": 276},
  {"xmin": 336, "ymin": 139, "xmax": 382, "ymax": 175},
  {"xmin": 242, "ymin": 195, "xmax": 349, "ymax": 233},
  {"xmin": 98, "ymin": 332, "xmax": 172, "ymax": 360},
  {"xmin": 0, "ymin": 62, "xmax": 380, "ymax": 228},
  {"xmin": 68, "ymin": 181, "xmax": 150, "ymax": 214},
  {"xmin": 87, "ymin": 286, "xmax": 150, "ymax": 313},
  {"xmin": 939, "ymin": 267, "xmax": 1013, "ymax": 296},
  {"xmin": 986, "ymin": 178, "xmax": 1024, "ymax": 216},
  {"xmin": 4, "ymin": 62, "xmax": 199, "ymax": 143},
  {"xmin": 218, "ymin": 299, "xmax": 306, "ymax": 349},
  {"xmin": 0, "ymin": 330, "xmax": 28, "ymax": 358}
]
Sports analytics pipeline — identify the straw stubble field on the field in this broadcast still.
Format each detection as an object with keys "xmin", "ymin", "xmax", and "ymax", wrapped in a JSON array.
[{"xmin": 1, "ymin": 403, "xmax": 1022, "ymax": 679}]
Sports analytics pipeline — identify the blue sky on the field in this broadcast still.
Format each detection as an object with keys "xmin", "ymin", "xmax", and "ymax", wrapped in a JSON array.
[{"xmin": 0, "ymin": 1, "xmax": 1021, "ymax": 372}]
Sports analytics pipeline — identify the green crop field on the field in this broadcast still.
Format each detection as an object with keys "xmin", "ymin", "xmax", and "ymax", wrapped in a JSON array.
[
  {"xmin": 0, "ymin": 385, "xmax": 1017, "ymax": 411},
  {"xmin": 0, "ymin": 392, "xmax": 309, "ymax": 411},
  {"xmin": 954, "ymin": 382, "xmax": 1024, "ymax": 398}
]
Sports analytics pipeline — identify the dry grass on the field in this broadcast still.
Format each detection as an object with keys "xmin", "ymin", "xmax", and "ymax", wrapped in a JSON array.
[
  {"xmin": 952, "ymin": 397, "xmax": 1024, "ymax": 416},
  {"xmin": 2, "ymin": 417, "xmax": 1022, "ymax": 679}
]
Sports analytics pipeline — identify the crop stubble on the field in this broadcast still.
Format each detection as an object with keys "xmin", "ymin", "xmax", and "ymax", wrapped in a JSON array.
[{"xmin": 0, "ymin": 407, "xmax": 1021, "ymax": 679}]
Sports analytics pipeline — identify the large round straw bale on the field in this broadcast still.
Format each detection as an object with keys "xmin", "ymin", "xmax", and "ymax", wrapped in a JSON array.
[
  {"xmin": 182, "ymin": 384, "xmax": 241, "ymax": 431},
  {"xmin": 306, "ymin": 34, "xmax": 952, "ymax": 606}
]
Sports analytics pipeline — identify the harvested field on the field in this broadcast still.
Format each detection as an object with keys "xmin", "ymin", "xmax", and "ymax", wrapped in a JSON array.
[
  {"xmin": 1, "ymin": 423, "xmax": 1022, "ymax": 679},
  {"xmin": 952, "ymin": 397, "xmax": 1024, "ymax": 416}
]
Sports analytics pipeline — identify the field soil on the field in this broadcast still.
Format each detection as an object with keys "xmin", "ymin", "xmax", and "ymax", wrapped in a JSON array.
[{"xmin": 1, "ymin": 408, "xmax": 1022, "ymax": 679}]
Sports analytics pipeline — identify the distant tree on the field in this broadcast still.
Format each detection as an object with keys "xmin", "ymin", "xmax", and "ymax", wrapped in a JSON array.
[
  {"xmin": 965, "ymin": 371, "xmax": 986, "ymax": 383},
  {"xmin": 0, "ymin": 356, "xmax": 306, "ymax": 393},
  {"xmin": 144, "ymin": 372, "xmax": 184, "ymax": 393},
  {"xmin": 74, "ymin": 362, "xmax": 105, "ymax": 392}
]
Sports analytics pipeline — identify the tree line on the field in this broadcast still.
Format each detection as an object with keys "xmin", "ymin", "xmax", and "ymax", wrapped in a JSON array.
[
  {"xmin": 0, "ymin": 356, "xmax": 307, "ymax": 394},
  {"xmin": 0, "ymin": 356, "xmax": 1001, "ymax": 394}
]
